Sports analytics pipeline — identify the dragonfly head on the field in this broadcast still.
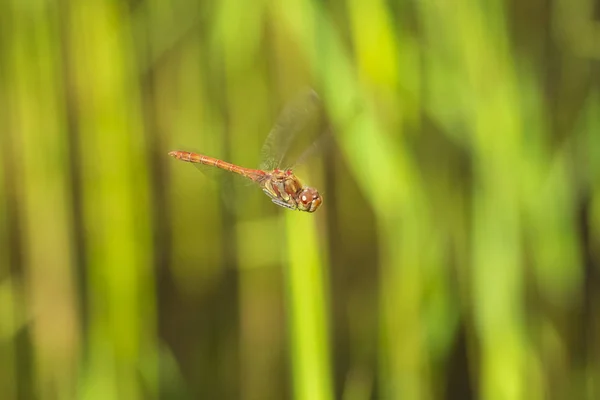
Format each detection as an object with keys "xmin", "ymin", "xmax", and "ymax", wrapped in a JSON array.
[{"xmin": 297, "ymin": 187, "xmax": 322, "ymax": 213}]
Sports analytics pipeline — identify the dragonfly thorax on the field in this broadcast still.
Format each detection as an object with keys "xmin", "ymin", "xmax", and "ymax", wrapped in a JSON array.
[{"xmin": 261, "ymin": 171, "xmax": 322, "ymax": 213}]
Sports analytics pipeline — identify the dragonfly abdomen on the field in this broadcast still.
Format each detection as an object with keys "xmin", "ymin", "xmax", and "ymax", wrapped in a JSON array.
[{"xmin": 168, "ymin": 150, "xmax": 265, "ymax": 180}]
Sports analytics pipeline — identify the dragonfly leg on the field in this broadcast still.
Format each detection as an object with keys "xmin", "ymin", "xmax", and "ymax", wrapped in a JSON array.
[
  {"xmin": 271, "ymin": 198, "xmax": 296, "ymax": 210},
  {"xmin": 262, "ymin": 187, "xmax": 277, "ymax": 200},
  {"xmin": 263, "ymin": 186, "xmax": 296, "ymax": 210}
]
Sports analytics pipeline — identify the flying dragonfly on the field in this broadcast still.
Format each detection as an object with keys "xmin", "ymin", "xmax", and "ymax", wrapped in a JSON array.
[{"xmin": 169, "ymin": 90, "xmax": 325, "ymax": 213}]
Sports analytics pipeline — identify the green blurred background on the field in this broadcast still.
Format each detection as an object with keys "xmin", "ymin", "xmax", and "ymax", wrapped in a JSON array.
[{"xmin": 1, "ymin": 0, "xmax": 600, "ymax": 399}]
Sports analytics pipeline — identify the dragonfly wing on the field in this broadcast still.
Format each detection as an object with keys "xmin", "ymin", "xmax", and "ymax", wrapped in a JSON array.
[
  {"xmin": 287, "ymin": 129, "xmax": 335, "ymax": 170},
  {"xmin": 259, "ymin": 88, "xmax": 323, "ymax": 171},
  {"xmin": 287, "ymin": 95, "xmax": 363, "ymax": 170},
  {"xmin": 172, "ymin": 158, "xmax": 260, "ymax": 216}
]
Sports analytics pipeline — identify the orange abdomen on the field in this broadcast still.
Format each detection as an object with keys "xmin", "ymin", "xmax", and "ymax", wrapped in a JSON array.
[{"xmin": 168, "ymin": 150, "xmax": 266, "ymax": 181}]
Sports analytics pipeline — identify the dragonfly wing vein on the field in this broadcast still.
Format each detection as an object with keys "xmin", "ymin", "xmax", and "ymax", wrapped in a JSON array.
[{"xmin": 259, "ymin": 89, "xmax": 322, "ymax": 171}]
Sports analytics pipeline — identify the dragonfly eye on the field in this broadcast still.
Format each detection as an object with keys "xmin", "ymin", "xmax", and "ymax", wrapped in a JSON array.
[{"xmin": 297, "ymin": 187, "xmax": 322, "ymax": 212}]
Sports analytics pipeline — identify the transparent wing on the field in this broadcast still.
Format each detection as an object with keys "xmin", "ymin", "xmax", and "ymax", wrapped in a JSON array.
[
  {"xmin": 189, "ymin": 162, "xmax": 267, "ymax": 217},
  {"xmin": 287, "ymin": 96, "xmax": 362, "ymax": 170},
  {"xmin": 259, "ymin": 88, "xmax": 323, "ymax": 171},
  {"xmin": 288, "ymin": 129, "xmax": 335, "ymax": 170},
  {"xmin": 169, "ymin": 150, "xmax": 261, "ymax": 215}
]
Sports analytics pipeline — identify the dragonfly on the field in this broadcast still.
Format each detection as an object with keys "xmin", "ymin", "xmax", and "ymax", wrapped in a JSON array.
[{"xmin": 169, "ymin": 90, "xmax": 324, "ymax": 213}]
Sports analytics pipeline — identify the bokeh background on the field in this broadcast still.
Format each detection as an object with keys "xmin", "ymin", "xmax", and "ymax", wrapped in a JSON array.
[{"xmin": 1, "ymin": 0, "xmax": 600, "ymax": 399}]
